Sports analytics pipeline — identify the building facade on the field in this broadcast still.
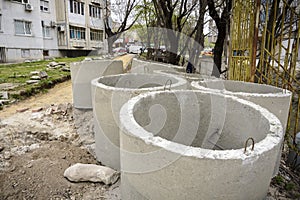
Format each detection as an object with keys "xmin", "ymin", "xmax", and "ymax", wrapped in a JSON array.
[{"xmin": 0, "ymin": 0, "xmax": 106, "ymax": 63}]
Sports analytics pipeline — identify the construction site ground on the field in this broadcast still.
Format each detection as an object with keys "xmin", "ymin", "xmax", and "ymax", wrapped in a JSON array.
[{"xmin": 0, "ymin": 55, "xmax": 299, "ymax": 199}]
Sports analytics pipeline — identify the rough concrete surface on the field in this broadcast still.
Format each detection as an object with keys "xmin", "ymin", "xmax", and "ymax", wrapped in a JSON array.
[
  {"xmin": 119, "ymin": 90, "xmax": 283, "ymax": 200},
  {"xmin": 71, "ymin": 60, "xmax": 124, "ymax": 109},
  {"xmin": 64, "ymin": 163, "xmax": 119, "ymax": 184},
  {"xmin": 0, "ymin": 58, "xmax": 299, "ymax": 199},
  {"xmin": 191, "ymin": 79, "xmax": 292, "ymax": 177},
  {"xmin": 91, "ymin": 73, "xmax": 187, "ymax": 170}
]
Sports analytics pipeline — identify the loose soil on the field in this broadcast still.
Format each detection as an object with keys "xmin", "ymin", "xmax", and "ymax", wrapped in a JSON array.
[
  {"xmin": 0, "ymin": 81, "xmax": 120, "ymax": 200},
  {"xmin": 0, "ymin": 54, "xmax": 299, "ymax": 199}
]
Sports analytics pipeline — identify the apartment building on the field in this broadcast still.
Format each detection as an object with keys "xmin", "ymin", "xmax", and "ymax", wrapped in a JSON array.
[
  {"xmin": 0, "ymin": 0, "xmax": 106, "ymax": 63},
  {"xmin": 55, "ymin": 0, "xmax": 106, "ymax": 57}
]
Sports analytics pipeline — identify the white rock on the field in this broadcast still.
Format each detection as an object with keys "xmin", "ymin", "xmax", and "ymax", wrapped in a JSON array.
[
  {"xmin": 64, "ymin": 163, "xmax": 119, "ymax": 184},
  {"xmin": 3, "ymin": 151, "xmax": 11, "ymax": 160},
  {"xmin": 0, "ymin": 91, "xmax": 9, "ymax": 99},
  {"xmin": 26, "ymin": 80, "xmax": 40, "ymax": 84},
  {"xmin": 84, "ymin": 57, "xmax": 93, "ymax": 61},
  {"xmin": 49, "ymin": 61, "xmax": 59, "ymax": 67},
  {"xmin": 30, "ymin": 75, "xmax": 41, "ymax": 80},
  {"xmin": 30, "ymin": 71, "xmax": 40, "ymax": 75}
]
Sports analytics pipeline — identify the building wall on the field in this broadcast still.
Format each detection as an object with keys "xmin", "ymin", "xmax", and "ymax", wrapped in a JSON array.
[
  {"xmin": 41, "ymin": 0, "xmax": 61, "ymax": 58},
  {"xmin": 0, "ymin": 0, "xmax": 43, "ymax": 62},
  {"xmin": 0, "ymin": 0, "xmax": 62, "ymax": 62},
  {"xmin": 0, "ymin": 0, "xmax": 107, "ymax": 63},
  {"xmin": 57, "ymin": 0, "xmax": 106, "ymax": 53}
]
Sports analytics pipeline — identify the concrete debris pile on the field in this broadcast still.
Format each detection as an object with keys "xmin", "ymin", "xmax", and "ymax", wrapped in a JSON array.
[
  {"xmin": 26, "ymin": 71, "xmax": 49, "ymax": 85},
  {"xmin": 46, "ymin": 61, "xmax": 70, "ymax": 72},
  {"xmin": 0, "ymin": 103, "xmax": 80, "ymax": 170},
  {"xmin": 0, "ymin": 91, "xmax": 9, "ymax": 106}
]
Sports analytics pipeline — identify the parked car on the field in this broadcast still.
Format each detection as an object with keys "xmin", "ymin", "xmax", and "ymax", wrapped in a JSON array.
[
  {"xmin": 201, "ymin": 48, "xmax": 214, "ymax": 56},
  {"xmin": 128, "ymin": 45, "xmax": 143, "ymax": 54},
  {"xmin": 113, "ymin": 47, "xmax": 127, "ymax": 53}
]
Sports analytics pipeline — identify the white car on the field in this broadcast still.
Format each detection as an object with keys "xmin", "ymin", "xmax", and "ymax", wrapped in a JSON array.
[{"xmin": 129, "ymin": 45, "xmax": 143, "ymax": 54}]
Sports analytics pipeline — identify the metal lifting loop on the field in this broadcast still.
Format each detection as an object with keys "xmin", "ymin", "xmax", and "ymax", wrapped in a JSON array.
[
  {"xmin": 164, "ymin": 79, "xmax": 172, "ymax": 91},
  {"xmin": 282, "ymin": 83, "xmax": 292, "ymax": 94},
  {"xmin": 244, "ymin": 137, "xmax": 255, "ymax": 154}
]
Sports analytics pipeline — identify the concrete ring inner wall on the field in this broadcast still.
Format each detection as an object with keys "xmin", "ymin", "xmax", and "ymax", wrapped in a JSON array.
[
  {"xmin": 191, "ymin": 79, "xmax": 291, "ymax": 131},
  {"xmin": 91, "ymin": 73, "xmax": 187, "ymax": 170},
  {"xmin": 119, "ymin": 90, "xmax": 283, "ymax": 200},
  {"xmin": 191, "ymin": 79, "xmax": 292, "ymax": 176}
]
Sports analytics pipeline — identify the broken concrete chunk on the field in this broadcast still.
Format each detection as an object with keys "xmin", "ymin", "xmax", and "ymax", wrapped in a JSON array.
[
  {"xmin": 61, "ymin": 67, "xmax": 70, "ymax": 72},
  {"xmin": 39, "ymin": 71, "xmax": 48, "ymax": 79},
  {"xmin": 30, "ymin": 76, "xmax": 41, "ymax": 80},
  {"xmin": 84, "ymin": 57, "xmax": 93, "ymax": 61},
  {"xmin": 30, "ymin": 71, "xmax": 40, "ymax": 75},
  {"xmin": 45, "ymin": 107, "xmax": 53, "ymax": 115},
  {"xmin": 49, "ymin": 61, "xmax": 59, "ymax": 67},
  {"xmin": 26, "ymin": 80, "xmax": 40, "ymax": 84},
  {"xmin": 0, "ymin": 91, "xmax": 8, "ymax": 99},
  {"xmin": 64, "ymin": 163, "xmax": 119, "ymax": 185},
  {"xmin": 16, "ymin": 107, "xmax": 29, "ymax": 113},
  {"xmin": 3, "ymin": 151, "xmax": 11, "ymax": 160},
  {"xmin": 58, "ymin": 62, "xmax": 66, "ymax": 66},
  {"xmin": 32, "ymin": 107, "xmax": 43, "ymax": 112},
  {"xmin": 0, "ymin": 100, "xmax": 10, "ymax": 106}
]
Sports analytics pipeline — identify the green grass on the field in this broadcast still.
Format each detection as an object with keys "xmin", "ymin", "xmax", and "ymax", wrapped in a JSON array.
[
  {"xmin": 0, "ymin": 57, "xmax": 85, "ymax": 102},
  {"xmin": 274, "ymin": 175, "xmax": 284, "ymax": 185}
]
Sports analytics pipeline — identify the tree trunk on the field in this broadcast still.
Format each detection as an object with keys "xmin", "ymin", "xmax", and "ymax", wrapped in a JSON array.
[
  {"xmin": 211, "ymin": 28, "xmax": 226, "ymax": 77},
  {"xmin": 208, "ymin": 0, "xmax": 232, "ymax": 77}
]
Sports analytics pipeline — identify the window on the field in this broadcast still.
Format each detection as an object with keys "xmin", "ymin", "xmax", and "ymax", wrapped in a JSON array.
[
  {"xmin": 12, "ymin": 0, "xmax": 29, "ymax": 4},
  {"xmin": 69, "ymin": 0, "xmax": 84, "ymax": 15},
  {"xmin": 40, "ymin": 0, "xmax": 49, "ymax": 12},
  {"xmin": 15, "ymin": 20, "xmax": 32, "ymax": 35},
  {"xmin": 89, "ymin": 5, "xmax": 101, "ymax": 18},
  {"xmin": 69, "ymin": 26, "xmax": 85, "ymax": 40},
  {"xmin": 90, "ymin": 29, "xmax": 103, "ymax": 41},
  {"xmin": 42, "ymin": 26, "xmax": 51, "ymax": 38},
  {"xmin": 0, "ymin": 14, "xmax": 2, "ymax": 31},
  {"xmin": 43, "ymin": 50, "xmax": 49, "ymax": 56},
  {"xmin": 21, "ymin": 49, "xmax": 30, "ymax": 58}
]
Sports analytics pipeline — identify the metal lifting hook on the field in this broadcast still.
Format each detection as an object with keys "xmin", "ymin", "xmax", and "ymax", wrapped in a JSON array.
[
  {"xmin": 164, "ymin": 79, "xmax": 172, "ymax": 91},
  {"xmin": 244, "ymin": 137, "xmax": 255, "ymax": 154}
]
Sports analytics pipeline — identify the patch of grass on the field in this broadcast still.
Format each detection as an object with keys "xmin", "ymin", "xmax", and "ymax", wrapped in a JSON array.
[
  {"xmin": 274, "ymin": 175, "xmax": 284, "ymax": 185},
  {"xmin": 0, "ymin": 57, "xmax": 85, "ymax": 102},
  {"xmin": 285, "ymin": 182, "xmax": 295, "ymax": 191}
]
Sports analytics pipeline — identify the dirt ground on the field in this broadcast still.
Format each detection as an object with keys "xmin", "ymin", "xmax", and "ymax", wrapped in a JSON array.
[
  {"xmin": 0, "ymin": 80, "xmax": 73, "ymax": 119},
  {"xmin": 0, "ymin": 81, "xmax": 120, "ymax": 199},
  {"xmin": 0, "ymin": 54, "xmax": 299, "ymax": 199}
]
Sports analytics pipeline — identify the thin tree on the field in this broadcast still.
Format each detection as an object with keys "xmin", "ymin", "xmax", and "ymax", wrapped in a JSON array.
[{"xmin": 104, "ymin": 0, "xmax": 140, "ymax": 53}]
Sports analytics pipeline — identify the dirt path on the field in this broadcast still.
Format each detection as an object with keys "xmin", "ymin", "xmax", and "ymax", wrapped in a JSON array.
[
  {"xmin": 0, "ymin": 54, "xmax": 135, "ymax": 119},
  {"xmin": 0, "ymin": 55, "xmax": 135, "ymax": 200},
  {"xmin": 0, "ymin": 80, "xmax": 73, "ymax": 119}
]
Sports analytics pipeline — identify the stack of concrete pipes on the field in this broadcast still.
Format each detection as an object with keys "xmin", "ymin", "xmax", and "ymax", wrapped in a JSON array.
[{"xmin": 71, "ymin": 58, "xmax": 291, "ymax": 200}]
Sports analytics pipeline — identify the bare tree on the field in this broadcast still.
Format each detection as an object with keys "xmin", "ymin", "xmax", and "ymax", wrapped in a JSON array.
[
  {"xmin": 104, "ymin": 0, "xmax": 140, "ymax": 53},
  {"xmin": 207, "ymin": 0, "xmax": 232, "ymax": 77},
  {"xmin": 152, "ymin": 0, "xmax": 198, "ymax": 65},
  {"xmin": 186, "ymin": 0, "xmax": 208, "ymax": 72}
]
